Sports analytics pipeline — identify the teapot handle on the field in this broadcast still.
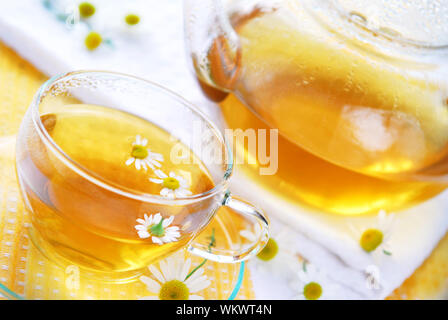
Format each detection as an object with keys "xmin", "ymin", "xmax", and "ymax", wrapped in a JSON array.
[{"xmin": 183, "ymin": 0, "xmax": 241, "ymax": 98}]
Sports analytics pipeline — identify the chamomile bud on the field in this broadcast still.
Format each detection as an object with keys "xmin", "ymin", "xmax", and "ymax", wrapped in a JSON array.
[
  {"xmin": 79, "ymin": 2, "xmax": 96, "ymax": 18},
  {"xmin": 125, "ymin": 14, "xmax": 140, "ymax": 26},
  {"xmin": 85, "ymin": 31, "xmax": 102, "ymax": 51}
]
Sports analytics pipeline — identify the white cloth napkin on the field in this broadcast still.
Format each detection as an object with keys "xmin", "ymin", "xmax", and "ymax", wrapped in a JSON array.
[{"xmin": 0, "ymin": 0, "xmax": 446, "ymax": 300}]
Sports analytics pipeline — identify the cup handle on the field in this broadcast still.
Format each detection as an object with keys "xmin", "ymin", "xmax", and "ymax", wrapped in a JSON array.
[{"xmin": 187, "ymin": 192, "xmax": 269, "ymax": 263}]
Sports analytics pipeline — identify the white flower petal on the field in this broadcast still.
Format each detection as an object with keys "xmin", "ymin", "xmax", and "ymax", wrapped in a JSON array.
[
  {"xmin": 189, "ymin": 267, "xmax": 204, "ymax": 279},
  {"xmin": 162, "ymin": 234, "xmax": 180, "ymax": 243},
  {"xmin": 138, "ymin": 230, "xmax": 150, "ymax": 239},
  {"xmin": 160, "ymin": 188, "xmax": 172, "ymax": 197},
  {"xmin": 153, "ymin": 213, "xmax": 162, "ymax": 224},
  {"xmin": 175, "ymin": 189, "xmax": 192, "ymax": 197},
  {"xmin": 179, "ymin": 258, "xmax": 192, "ymax": 281},
  {"xmin": 189, "ymin": 295, "xmax": 204, "ymax": 300},
  {"xmin": 149, "ymin": 178, "xmax": 163, "ymax": 184},
  {"xmin": 383, "ymin": 215, "xmax": 396, "ymax": 232},
  {"xmin": 160, "ymin": 259, "xmax": 175, "ymax": 281},
  {"xmin": 189, "ymin": 279, "xmax": 211, "ymax": 293},
  {"xmin": 186, "ymin": 275, "xmax": 209, "ymax": 293},
  {"xmin": 125, "ymin": 158, "xmax": 135, "ymax": 166},
  {"xmin": 149, "ymin": 265, "xmax": 165, "ymax": 283},
  {"xmin": 162, "ymin": 234, "xmax": 179, "ymax": 243},
  {"xmin": 167, "ymin": 225, "xmax": 180, "ymax": 231},
  {"xmin": 151, "ymin": 160, "xmax": 162, "ymax": 168},
  {"xmin": 140, "ymin": 276, "xmax": 161, "ymax": 293},
  {"xmin": 378, "ymin": 209, "xmax": 387, "ymax": 220},
  {"xmin": 135, "ymin": 159, "xmax": 142, "ymax": 170},
  {"xmin": 167, "ymin": 193, "xmax": 176, "ymax": 200},
  {"xmin": 178, "ymin": 176, "xmax": 188, "ymax": 186},
  {"xmin": 167, "ymin": 256, "xmax": 182, "ymax": 281},
  {"xmin": 135, "ymin": 225, "xmax": 147, "ymax": 231},
  {"xmin": 348, "ymin": 223, "xmax": 361, "ymax": 239},
  {"xmin": 152, "ymin": 236, "xmax": 163, "ymax": 245},
  {"xmin": 165, "ymin": 230, "xmax": 180, "ymax": 237},
  {"xmin": 143, "ymin": 159, "xmax": 154, "ymax": 170},
  {"xmin": 155, "ymin": 170, "xmax": 167, "ymax": 179},
  {"xmin": 163, "ymin": 216, "xmax": 174, "ymax": 227}
]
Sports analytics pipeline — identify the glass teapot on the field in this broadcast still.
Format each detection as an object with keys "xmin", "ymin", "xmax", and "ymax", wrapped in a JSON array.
[{"xmin": 184, "ymin": 0, "xmax": 448, "ymax": 215}]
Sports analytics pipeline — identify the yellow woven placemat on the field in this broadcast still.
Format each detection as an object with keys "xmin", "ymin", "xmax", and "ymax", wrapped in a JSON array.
[{"xmin": 0, "ymin": 42, "xmax": 254, "ymax": 300}]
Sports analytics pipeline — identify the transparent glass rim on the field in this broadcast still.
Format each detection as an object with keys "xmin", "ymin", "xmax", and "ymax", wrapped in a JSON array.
[{"xmin": 30, "ymin": 70, "xmax": 234, "ymax": 206}]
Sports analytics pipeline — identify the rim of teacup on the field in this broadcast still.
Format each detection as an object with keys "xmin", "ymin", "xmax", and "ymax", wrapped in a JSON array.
[{"xmin": 30, "ymin": 70, "xmax": 233, "ymax": 205}]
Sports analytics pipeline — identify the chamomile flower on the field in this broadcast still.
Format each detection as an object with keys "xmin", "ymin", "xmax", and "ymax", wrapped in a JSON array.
[
  {"xmin": 139, "ymin": 251, "xmax": 211, "ymax": 300},
  {"xmin": 349, "ymin": 210, "xmax": 395, "ymax": 262},
  {"xmin": 125, "ymin": 135, "xmax": 163, "ymax": 171},
  {"xmin": 292, "ymin": 262, "xmax": 335, "ymax": 300},
  {"xmin": 135, "ymin": 213, "xmax": 180, "ymax": 245},
  {"xmin": 241, "ymin": 224, "xmax": 301, "ymax": 280},
  {"xmin": 149, "ymin": 170, "xmax": 192, "ymax": 199}
]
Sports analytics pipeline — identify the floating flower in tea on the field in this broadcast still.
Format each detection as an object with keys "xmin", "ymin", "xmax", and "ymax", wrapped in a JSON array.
[
  {"xmin": 126, "ymin": 135, "xmax": 164, "ymax": 171},
  {"xmin": 135, "ymin": 213, "xmax": 180, "ymax": 244},
  {"xmin": 149, "ymin": 170, "xmax": 192, "ymax": 199}
]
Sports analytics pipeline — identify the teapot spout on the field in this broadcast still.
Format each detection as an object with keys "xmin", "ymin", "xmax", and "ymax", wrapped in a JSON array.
[{"xmin": 184, "ymin": 0, "xmax": 241, "ymax": 99}]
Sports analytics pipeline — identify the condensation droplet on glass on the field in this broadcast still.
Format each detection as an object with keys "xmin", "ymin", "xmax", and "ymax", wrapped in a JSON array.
[{"xmin": 349, "ymin": 11, "xmax": 367, "ymax": 25}]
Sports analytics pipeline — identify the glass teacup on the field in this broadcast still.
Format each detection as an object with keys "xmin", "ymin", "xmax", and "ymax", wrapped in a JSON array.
[{"xmin": 15, "ymin": 71, "xmax": 269, "ymax": 282}]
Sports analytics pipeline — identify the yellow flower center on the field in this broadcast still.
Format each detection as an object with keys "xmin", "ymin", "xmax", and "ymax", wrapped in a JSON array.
[
  {"xmin": 79, "ymin": 2, "xmax": 95, "ymax": 18},
  {"xmin": 163, "ymin": 177, "xmax": 180, "ymax": 190},
  {"xmin": 131, "ymin": 145, "xmax": 148, "ymax": 159},
  {"xmin": 84, "ymin": 32, "xmax": 102, "ymax": 51},
  {"xmin": 303, "ymin": 282, "xmax": 323, "ymax": 300},
  {"xmin": 256, "ymin": 238, "xmax": 278, "ymax": 261},
  {"xmin": 360, "ymin": 228, "xmax": 384, "ymax": 252},
  {"xmin": 159, "ymin": 280, "xmax": 189, "ymax": 300},
  {"xmin": 125, "ymin": 14, "xmax": 140, "ymax": 25}
]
